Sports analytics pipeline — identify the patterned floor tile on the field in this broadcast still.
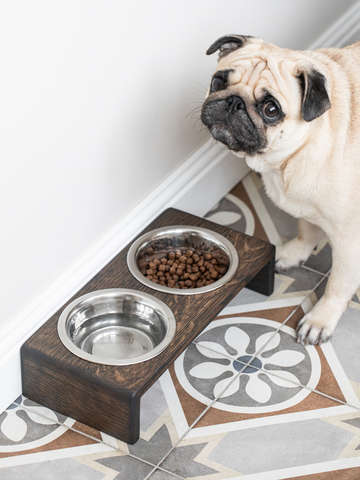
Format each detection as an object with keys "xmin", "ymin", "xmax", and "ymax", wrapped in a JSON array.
[
  {"xmin": 169, "ymin": 299, "xmax": 358, "ymax": 437},
  {"xmin": 0, "ymin": 396, "xmax": 108, "ymax": 460},
  {"xmin": 156, "ymin": 379, "xmax": 360, "ymax": 480},
  {"xmin": 4, "ymin": 172, "xmax": 358, "ymax": 480}
]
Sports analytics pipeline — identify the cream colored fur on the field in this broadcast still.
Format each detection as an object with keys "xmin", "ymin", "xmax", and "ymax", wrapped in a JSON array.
[{"xmin": 205, "ymin": 37, "xmax": 360, "ymax": 345}]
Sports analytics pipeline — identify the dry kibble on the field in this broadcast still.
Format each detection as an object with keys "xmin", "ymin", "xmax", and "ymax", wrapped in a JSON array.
[
  {"xmin": 138, "ymin": 238, "xmax": 229, "ymax": 289},
  {"xmin": 210, "ymin": 270, "xmax": 219, "ymax": 279}
]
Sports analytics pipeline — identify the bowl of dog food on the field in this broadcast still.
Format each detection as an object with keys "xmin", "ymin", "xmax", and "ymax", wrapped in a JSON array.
[
  {"xmin": 57, "ymin": 289, "xmax": 176, "ymax": 365},
  {"xmin": 127, "ymin": 225, "xmax": 239, "ymax": 295}
]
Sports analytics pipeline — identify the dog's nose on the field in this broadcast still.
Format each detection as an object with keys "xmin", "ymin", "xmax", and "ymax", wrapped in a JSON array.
[{"xmin": 226, "ymin": 95, "xmax": 245, "ymax": 113}]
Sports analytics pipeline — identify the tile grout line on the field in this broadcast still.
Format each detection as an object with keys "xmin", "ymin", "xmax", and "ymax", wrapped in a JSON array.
[
  {"xmin": 300, "ymin": 264, "xmax": 331, "ymax": 277},
  {"xmin": 142, "ymin": 268, "xmax": 333, "ymax": 479}
]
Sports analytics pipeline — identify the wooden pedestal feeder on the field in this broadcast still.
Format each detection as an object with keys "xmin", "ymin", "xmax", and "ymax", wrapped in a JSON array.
[{"xmin": 21, "ymin": 208, "xmax": 275, "ymax": 444}]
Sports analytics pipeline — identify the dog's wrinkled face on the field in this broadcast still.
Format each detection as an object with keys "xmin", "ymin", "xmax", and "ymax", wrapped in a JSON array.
[{"xmin": 201, "ymin": 35, "xmax": 331, "ymax": 171}]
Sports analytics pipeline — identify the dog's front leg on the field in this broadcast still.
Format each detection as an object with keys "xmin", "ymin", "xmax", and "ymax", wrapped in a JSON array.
[
  {"xmin": 296, "ymin": 240, "xmax": 360, "ymax": 345},
  {"xmin": 276, "ymin": 219, "xmax": 324, "ymax": 272}
]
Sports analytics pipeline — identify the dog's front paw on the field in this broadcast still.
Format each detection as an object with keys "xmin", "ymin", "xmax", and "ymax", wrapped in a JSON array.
[
  {"xmin": 296, "ymin": 312, "xmax": 333, "ymax": 346},
  {"xmin": 275, "ymin": 241, "xmax": 307, "ymax": 272}
]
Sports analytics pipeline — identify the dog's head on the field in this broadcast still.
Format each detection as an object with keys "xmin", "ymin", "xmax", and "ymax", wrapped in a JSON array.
[{"xmin": 201, "ymin": 35, "xmax": 331, "ymax": 171}]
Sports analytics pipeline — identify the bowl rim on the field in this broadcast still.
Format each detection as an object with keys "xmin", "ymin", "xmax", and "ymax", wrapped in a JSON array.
[
  {"xmin": 57, "ymin": 288, "xmax": 176, "ymax": 366},
  {"xmin": 127, "ymin": 225, "xmax": 239, "ymax": 295}
]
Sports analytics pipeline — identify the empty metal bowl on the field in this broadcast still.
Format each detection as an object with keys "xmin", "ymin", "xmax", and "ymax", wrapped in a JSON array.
[
  {"xmin": 57, "ymin": 289, "xmax": 176, "ymax": 365},
  {"xmin": 127, "ymin": 225, "xmax": 239, "ymax": 295}
]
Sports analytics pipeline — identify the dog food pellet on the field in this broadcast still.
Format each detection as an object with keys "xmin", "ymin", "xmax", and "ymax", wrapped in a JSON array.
[{"xmin": 137, "ymin": 236, "xmax": 230, "ymax": 290}]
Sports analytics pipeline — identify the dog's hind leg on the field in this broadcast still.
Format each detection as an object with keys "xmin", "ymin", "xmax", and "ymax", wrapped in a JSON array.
[
  {"xmin": 296, "ymin": 237, "xmax": 360, "ymax": 345},
  {"xmin": 275, "ymin": 218, "xmax": 325, "ymax": 272}
]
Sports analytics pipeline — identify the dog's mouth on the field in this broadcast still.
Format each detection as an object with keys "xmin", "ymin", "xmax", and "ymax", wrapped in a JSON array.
[{"xmin": 201, "ymin": 96, "xmax": 265, "ymax": 155}]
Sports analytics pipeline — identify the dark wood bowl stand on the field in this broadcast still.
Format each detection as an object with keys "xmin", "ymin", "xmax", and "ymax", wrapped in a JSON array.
[{"xmin": 21, "ymin": 208, "xmax": 275, "ymax": 444}]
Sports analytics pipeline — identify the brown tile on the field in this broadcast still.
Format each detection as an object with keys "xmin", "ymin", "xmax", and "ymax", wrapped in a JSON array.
[
  {"xmin": 0, "ymin": 425, "xmax": 98, "ymax": 459},
  {"xmin": 229, "ymin": 181, "xmax": 270, "ymax": 242},
  {"xmin": 284, "ymin": 466, "xmax": 360, "ymax": 480}
]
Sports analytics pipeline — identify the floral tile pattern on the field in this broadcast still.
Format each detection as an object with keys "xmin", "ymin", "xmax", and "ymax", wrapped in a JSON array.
[{"xmin": 2, "ymin": 171, "xmax": 360, "ymax": 479}]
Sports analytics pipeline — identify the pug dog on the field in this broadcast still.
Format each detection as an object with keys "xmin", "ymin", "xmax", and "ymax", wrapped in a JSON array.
[{"xmin": 201, "ymin": 35, "xmax": 360, "ymax": 346}]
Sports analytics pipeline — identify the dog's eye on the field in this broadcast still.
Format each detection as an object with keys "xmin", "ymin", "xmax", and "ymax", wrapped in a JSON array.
[
  {"xmin": 263, "ymin": 101, "xmax": 279, "ymax": 119},
  {"xmin": 211, "ymin": 76, "xmax": 226, "ymax": 92}
]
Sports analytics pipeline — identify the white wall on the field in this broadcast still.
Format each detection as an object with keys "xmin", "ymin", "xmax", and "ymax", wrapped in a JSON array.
[{"xmin": 0, "ymin": 0, "xmax": 357, "ymax": 333}]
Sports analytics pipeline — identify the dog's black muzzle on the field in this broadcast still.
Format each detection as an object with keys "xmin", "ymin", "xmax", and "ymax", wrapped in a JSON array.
[{"xmin": 201, "ymin": 95, "xmax": 263, "ymax": 155}]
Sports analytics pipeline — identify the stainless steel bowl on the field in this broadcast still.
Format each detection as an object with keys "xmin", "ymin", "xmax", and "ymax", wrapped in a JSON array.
[
  {"xmin": 127, "ymin": 225, "xmax": 239, "ymax": 295},
  {"xmin": 57, "ymin": 289, "xmax": 176, "ymax": 365}
]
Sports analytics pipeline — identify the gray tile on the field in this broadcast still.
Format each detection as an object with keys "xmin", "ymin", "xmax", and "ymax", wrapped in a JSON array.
[
  {"xmin": 0, "ymin": 458, "xmax": 104, "ymax": 480},
  {"xmin": 129, "ymin": 424, "xmax": 173, "ymax": 465},
  {"xmin": 329, "ymin": 304, "xmax": 360, "ymax": 384},
  {"xmin": 96, "ymin": 454, "xmax": 154, "ymax": 480},
  {"xmin": 208, "ymin": 419, "xmax": 353, "ymax": 475},
  {"xmin": 281, "ymin": 267, "xmax": 325, "ymax": 295},
  {"xmin": 161, "ymin": 442, "xmax": 218, "ymax": 478},
  {"xmin": 303, "ymin": 242, "xmax": 332, "ymax": 274},
  {"xmin": 140, "ymin": 379, "xmax": 168, "ymax": 432},
  {"xmin": 227, "ymin": 283, "xmax": 274, "ymax": 307}
]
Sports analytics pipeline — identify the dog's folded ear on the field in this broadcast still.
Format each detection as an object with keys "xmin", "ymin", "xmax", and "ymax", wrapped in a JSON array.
[
  {"xmin": 206, "ymin": 35, "xmax": 253, "ymax": 58},
  {"xmin": 297, "ymin": 68, "xmax": 331, "ymax": 122}
]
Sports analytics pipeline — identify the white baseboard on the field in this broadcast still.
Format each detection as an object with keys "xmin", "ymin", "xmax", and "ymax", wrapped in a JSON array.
[
  {"xmin": 308, "ymin": 0, "xmax": 360, "ymax": 49},
  {"xmin": 0, "ymin": 140, "xmax": 249, "ymax": 414}
]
